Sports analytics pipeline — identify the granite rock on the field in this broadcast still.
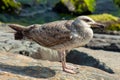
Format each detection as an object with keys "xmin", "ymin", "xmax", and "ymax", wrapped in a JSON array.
[
  {"xmin": 0, "ymin": 52, "xmax": 118, "ymax": 80},
  {"xmin": 86, "ymin": 34, "xmax": 120, "ymax": 52}
]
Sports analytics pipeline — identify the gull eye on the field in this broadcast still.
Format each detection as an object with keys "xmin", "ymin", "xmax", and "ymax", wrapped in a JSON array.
[{"xmin": 83, "ymin": 19, "xmax": 91, "ymax": 22}]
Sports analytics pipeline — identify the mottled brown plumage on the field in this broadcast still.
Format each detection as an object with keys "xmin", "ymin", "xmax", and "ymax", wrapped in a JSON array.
[
  {"xmin": 8, "ymin": 16, "xmax": 104, "ymax": 74},
  {"xmin": 25, "ymin": 20, "xmax": 73, "ymax": 47}
]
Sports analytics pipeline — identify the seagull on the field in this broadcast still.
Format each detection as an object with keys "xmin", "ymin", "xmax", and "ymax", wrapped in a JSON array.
[{"xmin": 8, "ymin": 16, "xmax": 104, "ymax": 74}]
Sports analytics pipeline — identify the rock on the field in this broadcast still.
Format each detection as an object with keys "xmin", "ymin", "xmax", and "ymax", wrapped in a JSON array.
[
  {"xmin": 74, "ymin": 47, "xmax": 120, "ymax": 76},
  {"xmin": 53, "ymin": 0, "xmax": 96, "ymax": 15},
  {"xmin": 0, "ymin": 52, "xmax": 118, "ymax": 80},
  {"xmin": 0, "ymin": 32, "xmax": 14, "ymax": 41},
  {"xmin": 86, "ymin": 34, "xmax": 120, "ymax": 52},
  {"xmin": 66, "ymin": 50, "xmax": 114, "ymax": 74}
]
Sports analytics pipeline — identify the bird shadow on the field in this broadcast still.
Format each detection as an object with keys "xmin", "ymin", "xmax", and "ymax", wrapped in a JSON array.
[
  {"xmin": 66, "ymin": 50, "xmax": 114, "ymax": 74},
  {"xmin": 0, "ymin": 63, "xmax": 55, "ymax": 78}
]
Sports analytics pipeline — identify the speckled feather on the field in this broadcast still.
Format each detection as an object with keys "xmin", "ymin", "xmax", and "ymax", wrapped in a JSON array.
[{"xmin": 24, "ymin": 20, "xmax": 74, "ymax": 48}]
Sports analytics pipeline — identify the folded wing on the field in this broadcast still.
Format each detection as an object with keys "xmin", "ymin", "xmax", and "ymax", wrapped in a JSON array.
[{"xmin": 24, "ymin": 21, "xmax": 72, "ymax": 47}]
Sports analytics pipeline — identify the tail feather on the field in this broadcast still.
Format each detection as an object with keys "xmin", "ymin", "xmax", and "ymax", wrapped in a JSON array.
[
  {"xmin": 8, "ymin": 24, "xmax": 36, "ymax": 40},
  {"xmin": 8, "ymin": 24, "xmax": 28, "ymax": 31},
  {"xmin": 8, "ymin": 24, "xmax": 28, "ymax": 40}
]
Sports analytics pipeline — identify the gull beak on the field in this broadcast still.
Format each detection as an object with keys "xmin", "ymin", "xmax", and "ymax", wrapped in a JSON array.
[{"xmin": 90, "ymin": 22, "xmax": 105, "ymax": 28}]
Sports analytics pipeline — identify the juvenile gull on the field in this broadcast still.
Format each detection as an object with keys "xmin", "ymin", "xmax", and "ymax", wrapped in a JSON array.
[{"xmin": 8, "ymin": 16, "xmax": 104, "ymax": 74}]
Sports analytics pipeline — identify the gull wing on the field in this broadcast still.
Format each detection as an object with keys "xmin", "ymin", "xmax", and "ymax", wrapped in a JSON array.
[{"xmin": 25, "ymin": 20, "xmax": 73, "ymax": 47}]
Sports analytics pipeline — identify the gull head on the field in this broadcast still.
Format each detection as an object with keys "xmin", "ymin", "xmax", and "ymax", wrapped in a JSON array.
[{"xmin": 73, "ymin": 16, "xmax": 104, "ymax": 28}]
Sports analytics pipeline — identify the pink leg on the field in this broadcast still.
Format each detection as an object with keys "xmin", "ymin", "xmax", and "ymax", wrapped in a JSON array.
[
  {"xmin": 64, "ymin": 50, "xmax": 78, "ymax": 70},
  {"xmin": 59, "ymin": 50, "xmax": 77, "ymax": 74}
]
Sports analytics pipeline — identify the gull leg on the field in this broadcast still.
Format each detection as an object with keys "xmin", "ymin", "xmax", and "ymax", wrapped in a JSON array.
[
  {"xmin": 64, "ymin": 50, "xmax": 77, "ymax": 70},
  {"xmin": 59, "ymin": 50, "xmax": 76, "ymax": 74}
]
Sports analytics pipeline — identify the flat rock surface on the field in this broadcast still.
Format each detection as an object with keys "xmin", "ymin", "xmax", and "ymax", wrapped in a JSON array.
[
  {"xmin": 86, "ymin": 34, "xmax": 120, "ymax": 52},
  {"xmin": 0, "ymin": 52, "xmax": 119, "ymax": 80},
  {"xmin": 75, "ymin": 47, "xmax": 120, "ymax": 75}
]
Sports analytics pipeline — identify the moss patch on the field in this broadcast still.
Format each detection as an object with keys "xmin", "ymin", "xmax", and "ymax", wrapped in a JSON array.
[
  {"xmin": 54, "ymin": 0, "xmax": 96, "ymax": 15},
  {"xmin": 89, "ymin": 13, "xmax": 118, "ymax": 22},
  {"xmin": 107, "ymin": 23, "xmax": 120, "ymax": 31},
  {"xmin": 89, "ymin": 13, "xmax": 120, "ymax": 31},
  {"xmin": 0, "ymin": 21, "xmax": 3, "ymax": 25}
]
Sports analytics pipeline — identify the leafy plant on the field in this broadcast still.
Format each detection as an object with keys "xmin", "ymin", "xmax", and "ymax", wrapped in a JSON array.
[
  {"xmin": 54, "ymin": 0, "xmax": 96, "ymax": 14},
  {"xmin": 84, "ymin": 0, "xmax": 95, "ymax": 12},
  {"xmin": 0, "ymin": 0, "xmax": 21, "ymax": 14},
  {"xmin": 68, "ymin": 0, "xmax": 95, "ymax": 13}
]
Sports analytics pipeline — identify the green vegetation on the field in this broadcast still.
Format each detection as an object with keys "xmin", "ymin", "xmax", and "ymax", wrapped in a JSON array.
[
  {"xmin": 113, "ymin": 0, "xmax": 120, "ymax": 7},
  {"xmin": 56, "ymin": 0, "xmax": 96, "ymax": 14},
  {"xmin": 84, "ymin": 0, "xmax": 96, "ymax": 12},
  {"xmin": 107, "ymin": 23, "xmax": 120, "ymax": 31},
  {"xmin": 112, "ymin": 0, "xmax": 120, "ymax": 17},
  {"xmin": 89, "ymin": 13, "xmax": 118, "ymax": 22},
  {"xmin": 0, "ymin": 0, "xmax": 21, "ymax": 14},
  {"xmin": 69, "ymin": 0, "xmax": 95, "ymax": 13},
  {"xmin": 0, "ymin": 21, "xmax": 2, "ymax": 24},
  {"xmin": 89, "ymin": 13, "xmax": 120, "ymax": 31}
]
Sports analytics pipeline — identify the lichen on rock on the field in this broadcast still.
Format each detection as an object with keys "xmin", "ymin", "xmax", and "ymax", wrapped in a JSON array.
[
  {"xmin": 53, "ymin": 0, "xmax": 96, "ymax": 15},
  {"xmin": 0, "ymin": 0, "xmax": 21, "ymax": 14},
  {"xmin": 89, "ymin": 13, "xmax": 120, "ymax": 32}
]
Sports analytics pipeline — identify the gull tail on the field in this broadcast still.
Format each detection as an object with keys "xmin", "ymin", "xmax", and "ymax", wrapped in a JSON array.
[
  {"xmin": 8, "ymin": 24, "xmax": 29, "ymax": 40},
  {"xmin": 8, "ymin": 24, "xmax": 28, "ymax": 31}
]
